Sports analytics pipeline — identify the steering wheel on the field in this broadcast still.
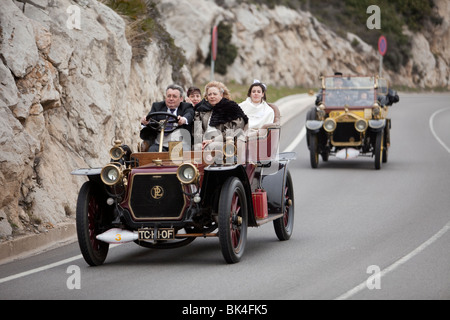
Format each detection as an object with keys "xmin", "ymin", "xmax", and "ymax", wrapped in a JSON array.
[{"xmin": 145, "ymin": 111, "xmax": 179, "ymax": 134}]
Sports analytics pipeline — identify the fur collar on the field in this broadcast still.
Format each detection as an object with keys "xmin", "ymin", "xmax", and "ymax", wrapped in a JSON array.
[{"xmin": 197, "ymin": 98, "xmax": 248, "ymax": 127}]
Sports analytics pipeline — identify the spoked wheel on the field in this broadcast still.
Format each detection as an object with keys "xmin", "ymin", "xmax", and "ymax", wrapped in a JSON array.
[
  {"xmin": 374, "ymin": 130, "xmax": 384, "ymax": 170},
  {"xmin": 274, "ymin": 171, "xmax": 294, "ymax": 241},
  {"xmin": 76, "ymin": 181, "xmax": 109, "ymax": 266},
  {"xmin": 218, "ymin": 177, "xmax": 248, "ymax": 264},
  {"xmin": 309, "ymin": 133, "xmax": 319, "ymax": 168}
]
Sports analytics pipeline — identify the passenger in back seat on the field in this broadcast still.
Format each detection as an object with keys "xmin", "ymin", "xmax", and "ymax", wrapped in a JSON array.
[
  {"xmin": 239, "ymin": 80, "xmax": 275, "ymax": 129},
  {"xmin": 194, "ymin": 81, "xmax": 248, "ymax": 150}
]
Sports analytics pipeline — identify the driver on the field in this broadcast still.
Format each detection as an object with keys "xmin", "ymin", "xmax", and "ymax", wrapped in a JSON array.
[
  {"xmin": 325, "ymin": 73, "xmax": 351, "ymax": 106},
  {"xmin": 140, "ymin": 84, "xmax": 194, "ymax": 152}
]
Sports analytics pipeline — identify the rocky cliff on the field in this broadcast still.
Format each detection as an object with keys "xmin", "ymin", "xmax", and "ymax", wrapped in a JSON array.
[
  {"xmin": 159, "ymin": 0, "xmax": 449, "ymax": 89},
  {"xmin": 0, "ymin": 0, "xmax": 448, "ymax": 240},
  {"xmin": 0, "ymin": 0, "xmax": 191, "ymax": 239}
]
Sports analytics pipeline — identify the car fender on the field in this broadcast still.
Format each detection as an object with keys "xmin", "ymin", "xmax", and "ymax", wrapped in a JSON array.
[
  {"xmin": 305, "ymin": 120, "xmax": 323, "ymax": 133},
  {"xmin": 200, "ymin": 164, "xmax": 256, "ymax": 226},
  {"xmin": 71, "ymin": 168, "xmax": 103, "ymax": 184},
  {"xmin": 261, "ymin": 159, "xmax": 291, "ymax": 216},
  {"xmin": 369, "ymin": 119, "xmax": 386, "ymax": 132}
]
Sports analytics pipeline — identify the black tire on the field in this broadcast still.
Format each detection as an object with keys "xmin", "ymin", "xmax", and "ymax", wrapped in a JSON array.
[
  {"xmin": 382, "ymin": 145, "xmax": 388, "ymax": 163},
  {"xmin": 273, "ymin": 171, "xmax": 294, "ymax": 241},
  {"xmin": 309, "ymin": 133, "xmax": 319, "ymax": 169},
  {"xmin": 218, "ymin": 177, "xmax": 248, "ymax": 264},
  {"xmin": 76, "ymin": 181, "xmax": 109, "ymax": 266},
  {"xmin": 374, "ymin": 130, "xmax": 384, "ymax": 170},
  {"xmin": 383, "ymin": 128, "xmax": 389, "ymax": 163},
  {"xmin": 305, "ymin": 107, "xmax": 316, "ymax": 149}
]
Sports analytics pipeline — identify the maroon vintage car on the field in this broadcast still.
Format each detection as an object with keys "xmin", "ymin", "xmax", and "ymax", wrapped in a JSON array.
[{"xmin": 71, "ymin": 104, "xmax": 295, "ymax": 266}]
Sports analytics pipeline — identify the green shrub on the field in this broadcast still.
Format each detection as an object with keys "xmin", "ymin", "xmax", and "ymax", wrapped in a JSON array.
[
  {"xmin": 100, "ymin": 0, "xmax": 186, "ymax": 82},
  {"xmin": 204, "ymin": 21, "xmax": 238, "ymax": 75}
]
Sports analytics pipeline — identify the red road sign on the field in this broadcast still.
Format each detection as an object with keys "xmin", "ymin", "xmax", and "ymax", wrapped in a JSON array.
[
  {"xmin": 378, "ymin": 36, "xmax": 387, "ymax": 56},
  {"xmin": 212, "ymin": 25, "xmax": 218, "ymax": 61}
]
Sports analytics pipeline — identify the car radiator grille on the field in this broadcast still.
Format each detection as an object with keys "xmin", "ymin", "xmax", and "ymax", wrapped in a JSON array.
[
  {"xmin": 333, "ymin": 123, "xmax": 361, "ymax": 143},
  {"xmin": 128, "ymin": 173, "xmax": 186, "ymax": 220}
]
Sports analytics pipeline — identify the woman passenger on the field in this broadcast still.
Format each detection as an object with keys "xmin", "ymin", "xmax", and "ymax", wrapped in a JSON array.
[
  {"xmin": 194, "ymin": 81, "xmax": 248, "ymax": 150},
  {"xmin": 186, "ymin": 86, "xmax": 203, "ymax": 108},
  {"xmin": 239, "ymin": 80, "xmax": 274, "ymax": 129}
]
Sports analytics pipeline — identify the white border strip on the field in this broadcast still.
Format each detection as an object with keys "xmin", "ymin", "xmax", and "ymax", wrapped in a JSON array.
[
  {"xmin": 335, "ymin": 222, "xmax": 450, "ymax": 300},
  {"xmin": 284, "ymin": 127, "xmax": 306, "ymax": 152},
  {"xmin": 429, "ymin": 108, "xmax": 450, "ymax": 153},
  {"xmin": 0, "ymin": 244, "xmax": 121, "ymax": 284},
  {"xmin": 0, "ymin": 254, "xmax": 82, "ymax": 284}
]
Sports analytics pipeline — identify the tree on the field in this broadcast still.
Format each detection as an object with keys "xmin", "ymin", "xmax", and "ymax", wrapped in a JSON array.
[{"xmin": 205, "ymin": 21, "xmax": 238, "ymax": 75}]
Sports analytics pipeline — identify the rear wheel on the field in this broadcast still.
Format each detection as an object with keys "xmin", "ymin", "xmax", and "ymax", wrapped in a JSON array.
[
  {"xmin": 76, "ymin": 181, "xmax": 109, "ymax": 266},
  {"xmin": 218, "ymin": 177, "xmax": 248, "ymax": 264},
  {"xmin": 273, "ymin": 171, "xmax": 294, "ymax": 241}
]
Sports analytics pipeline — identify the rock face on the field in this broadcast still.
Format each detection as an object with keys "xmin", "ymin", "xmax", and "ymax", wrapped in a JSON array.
[
  {"xmin": 0, "ymin": 0, "xmax": 190, "ymax": 239},
  {"xmin": 158, "ymin": 0, "xmax": 449, "ymax": 89}
]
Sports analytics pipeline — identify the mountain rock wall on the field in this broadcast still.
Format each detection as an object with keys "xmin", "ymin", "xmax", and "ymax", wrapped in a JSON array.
[
  {"xmin": 0, "ymin": 0, "xmax": 188, "ymax": 239},
  {"xmin": 158, "ymin": 0, "xmax": 449, "ymax": 89}
]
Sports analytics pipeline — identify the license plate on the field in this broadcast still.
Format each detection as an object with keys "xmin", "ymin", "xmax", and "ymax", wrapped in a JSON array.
[{"xmin": 138, "ymin": 228, "xmax": 175, "ymax": 240}]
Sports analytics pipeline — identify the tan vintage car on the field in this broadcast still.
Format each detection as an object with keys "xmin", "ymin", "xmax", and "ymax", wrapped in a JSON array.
[{"xmin": 305, "ymin": 75, "xmax": 399, "ymax": 170}]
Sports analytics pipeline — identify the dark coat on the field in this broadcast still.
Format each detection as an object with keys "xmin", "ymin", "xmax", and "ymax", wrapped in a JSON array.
[
  {"xmin": 194, "ymin": 98, "xmax": 248, "ymax": 144},
  {"xmin": 140, "ymin": 101, "xmax": 194, "ymax": 141}
]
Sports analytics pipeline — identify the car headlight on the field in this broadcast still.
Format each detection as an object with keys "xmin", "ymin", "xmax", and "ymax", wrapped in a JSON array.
[
  {"xmin": 355, "ymin": 119, "xmax": 368, "ymax": 132},
  {"xmin": 317, "ymin": 105, "xmax": 326, "ymax": 120},
  {"xmin": 372, "ymin": 104, "xmax": 381, "ymax": 119},
  {"xmin": 110, "ymin": 146, "xmax": 125, "ymax": 161},
  {"xmin": 101, "ymin": 164, "xmax": 123, "ymax": 186},
  {"xmin": 177, "ymin": 163, "xmax": 199, "ymax": 184},
  {"xmin": 323, "ymin": 118, "xmax": 337, "ymax": 132}
]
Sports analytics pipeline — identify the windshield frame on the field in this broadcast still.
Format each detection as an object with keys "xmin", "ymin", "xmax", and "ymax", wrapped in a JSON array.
[{"xmin": 321, "ymin": 76, "xmax": 377, "ymax": 109}]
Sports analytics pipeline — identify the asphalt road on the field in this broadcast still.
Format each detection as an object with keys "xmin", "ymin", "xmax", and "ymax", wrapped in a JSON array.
[{"xmin": 1, "ymin": 93, "xmax": 449, "ymax": 302}]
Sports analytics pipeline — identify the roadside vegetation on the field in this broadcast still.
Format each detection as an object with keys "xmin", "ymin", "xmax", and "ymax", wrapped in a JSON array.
[
  {"xmin": 99, "ymin": 0, "xmax": 186, "ymax": 82},
  {"xmin": 203, "ymin": 21, "xmax": 238, "ymax": 75}
]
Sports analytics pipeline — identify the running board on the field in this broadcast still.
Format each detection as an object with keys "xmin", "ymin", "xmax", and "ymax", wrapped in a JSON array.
[{"xmin": 256, "ymin": 213, "xmax": 284, "ymax": 226}]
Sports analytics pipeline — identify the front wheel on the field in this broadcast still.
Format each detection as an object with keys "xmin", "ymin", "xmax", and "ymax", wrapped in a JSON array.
[
  {"xmin": 76, "ymin": 181, "xmax": 109, "ymax": 266},
  {"xmin": 309, "ymin": 133, "xmax": 319, "ymax": 169},
  {"xmin": 383, "ymin": 128, "xmax": 389, "ymax": 163},
  {"xmin": 218, "ymin": 177, "xmax": 248, "ymax": 264},
  {"xmin": 273, "ymin": 171, "xmax": 294, "ymax": 241},
  {"xmin": 374, "ymin": 130, "xmax": 384, "ymax": 170}
]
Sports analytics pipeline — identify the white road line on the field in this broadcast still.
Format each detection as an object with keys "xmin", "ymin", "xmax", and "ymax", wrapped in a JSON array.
[
  {"xmin": 0, "ymin": 244, "xmax": 121, "ymax": 285},
  {"xmin": 0, "ymin": 255, "xmax": 82, "ymax": 284},
  {"xmin": 335, "ymin": 222, "xmax": 450, "ymax": 300},
  {"xmin": 284, "ymin": 126, "xmax": 306, "ymax": 152},
  {"xmin": 429, "ymin": 108, "xmax": 450, "ymax": 154}
]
